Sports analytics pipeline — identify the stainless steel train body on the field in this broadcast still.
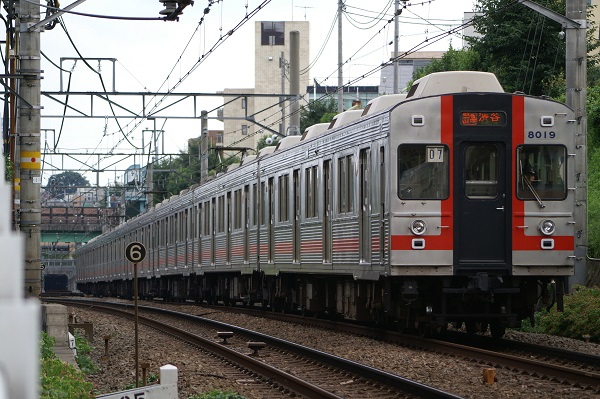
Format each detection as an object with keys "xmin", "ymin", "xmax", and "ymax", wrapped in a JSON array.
[{"xmin": 75, "ymin": 72, "xmax": 579, "ymax": 336}]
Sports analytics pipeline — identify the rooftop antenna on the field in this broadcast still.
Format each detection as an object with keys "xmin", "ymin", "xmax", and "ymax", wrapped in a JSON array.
[{"xmin": 295, "ymin": 5, "xmax": 314, "ymax": 20}]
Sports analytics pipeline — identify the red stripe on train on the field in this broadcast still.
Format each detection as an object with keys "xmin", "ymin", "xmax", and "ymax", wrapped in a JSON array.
[
  {"xmin": 390, "ymin": 234, "xmax": 453, "ymax": 251},
  {"xmin": 512, "ymin": 235, "xmax": 574, "ymax": 251}
]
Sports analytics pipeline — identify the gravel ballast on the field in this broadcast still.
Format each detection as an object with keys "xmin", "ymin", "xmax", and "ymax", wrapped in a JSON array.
[{"xmin": 69, "ymin": 304, "xmax": 600, "ymax": 399}]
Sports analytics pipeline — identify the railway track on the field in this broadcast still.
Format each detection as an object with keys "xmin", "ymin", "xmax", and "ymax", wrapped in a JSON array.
[
  {"xmin": 47, "ymin": 298, "xmax": 463, "ymax": 399},
  {"xmin": 134, "ymin": 300, "xmax": 600, "ymax": 392}
]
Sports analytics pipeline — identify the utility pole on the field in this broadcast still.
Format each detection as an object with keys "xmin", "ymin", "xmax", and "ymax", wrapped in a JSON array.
[
  {"xmin": 18, "ymin": 0, "xmax": 43, "ymax": 297},
  {"xmin": 566, "ymin": 0, "xmax": 588, "ymax": 288},
  {"xmin": 393, "ymin": 0, "xmax": 400, "ymax": 94},
  {"xmin": 337, "ymin": 0, "xmax": 343, "ymax": 112},
  {"xmin": 289, "ymin": 31, "xmax": 300, "ymax": 135},
  {"xmin": 200, "ymin": 110, "xmax": 208, "ymax": 184},
  {"xmin": 518, "ymin": 0, "xmax": 588, "ymax": 287},
  {"xmin": 279, "ymin": 51, "xmax": 286, "ymax": 137}
]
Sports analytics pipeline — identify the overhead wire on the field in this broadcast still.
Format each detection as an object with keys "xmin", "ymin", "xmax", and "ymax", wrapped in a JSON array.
[
  {"xmin": 44, "ymin": 0, "xmax": 523, "ymax": 191},
  {"xmin": 528, "ymin": 16, "xmax": 546, "ymax": 94},
  {"xmin": 299, "ymin": 12, "xmax": 338, "ymax": 75},
  {"xmin": 343, "ymin": 0, "xmax": 393, "ymax": 30},
  {"xmin": 227, "ymin": 0, "xmax": 526, "ymax": 147},
  {"xmin": 95, "ymin": 0, "xmax": 272, "ymax": 168},
  {"xmin": 23, "ymin": 0, "xmax": 171, "ymax": 21},
  {"xmin": 41, "ymin": 0, "xmax": 241, "ymax": 182}
]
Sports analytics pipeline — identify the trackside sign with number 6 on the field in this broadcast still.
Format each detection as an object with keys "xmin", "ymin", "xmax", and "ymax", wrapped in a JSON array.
[{"xmin": 125, "ymin": 242, "xmax": 146, "ymax": 263}]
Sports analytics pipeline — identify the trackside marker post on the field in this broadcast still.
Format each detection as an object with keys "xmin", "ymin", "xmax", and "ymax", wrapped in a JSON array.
[{"xmin": 126, "ymin": 242, "xmax": 146, "ymax": 388}]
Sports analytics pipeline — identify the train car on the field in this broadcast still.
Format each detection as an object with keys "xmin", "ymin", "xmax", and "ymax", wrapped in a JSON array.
[{"xmin": 74, "ymin": 71, "xmax": 580, "ymax": 337}]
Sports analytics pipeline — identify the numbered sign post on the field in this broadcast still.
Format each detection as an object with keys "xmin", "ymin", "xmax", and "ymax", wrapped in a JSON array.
[{"xmin": 125, "ymin": 242, "xmax": 146, "ymax": 388}]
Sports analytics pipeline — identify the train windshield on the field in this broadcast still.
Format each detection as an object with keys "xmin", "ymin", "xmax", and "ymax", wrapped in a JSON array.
[
  {"xmin": 517, "ymin": 145, "xmax": 567, "ymax": 201},
  {"xmin": 398, "ymin": 144, "xmax": 449, "ymax": 199}
]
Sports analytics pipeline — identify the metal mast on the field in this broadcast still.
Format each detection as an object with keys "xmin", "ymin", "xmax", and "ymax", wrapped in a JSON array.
[{"xmin": 18, "ymin": 0, "xmax": 42, "ymax": 296}]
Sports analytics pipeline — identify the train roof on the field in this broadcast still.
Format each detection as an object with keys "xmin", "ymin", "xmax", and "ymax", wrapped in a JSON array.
[
  {"xmin": 258, "ymin": 146, "xmax": 276, "ymax": 157},
  {"xmin": 406, "ymin": 71, "xmax": 504, "ymax": 98},
  {"xmin": 361, "ymin": 94, "xmax": 407, "ymax": 116},
  {"xmin": 327, "ymin": 109, "xmax": 363, "ymax": 130},
  {"xmin": 275, "ymin": 135, "xmax": 302, "ymax": 150},
  {"xmin": 301, "ymin": 123, "xmax": 329, "ymax": 141},
  {"xmin": 226, "ymin": 163, "xmax": 240, "ymax": 172},
  {"xmin": 241, "ymin": 154, "xmax": 257, "ymax": 165}
]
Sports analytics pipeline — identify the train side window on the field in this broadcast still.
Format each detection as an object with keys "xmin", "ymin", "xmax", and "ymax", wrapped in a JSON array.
[
  {"xmin": 305, "ymin": 165, "xmax": 318, "ymax": 218},
  {"xmin": 517, "ymin": 145, "xmax": 566, "ymax": 200},
  {"xmin": 252, "ymin": 183, "xmax": 258, "ymax": 226},
  {"xmin": 398, "ymin": 144, "xmax": 449, "ymax": 199},
  {"xmin": 279, "ymin": 174, "xmax": 289, "ymax": 222},
  {"xmin": 218, "ymin": 195, "xmax": 225, "ymax": 233},
  {"xmin": 234, "ymin": 189, "xmax": 242, "ymax": 229},
  {"xmin": 338, "ymin": 155, "xmax": 354, "ymax": 213}
]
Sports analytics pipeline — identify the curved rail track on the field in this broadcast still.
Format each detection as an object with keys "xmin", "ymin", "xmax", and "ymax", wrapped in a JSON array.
[
  {"xmin": 47, "ymin": 298, "xmax": 463, "ymax": 399},
  {"xmin": 112, "ymin": 299, "xmax": 600, "ymax": 391}
]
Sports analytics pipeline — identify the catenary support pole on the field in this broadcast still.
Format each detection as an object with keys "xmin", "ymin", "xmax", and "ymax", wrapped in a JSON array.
[
  {"xmin": 18, "ymin": 0, "xmax": 43, "ymax": 296},
  {"xmin": 518, "ymin": 0, "xmax": 588, "ymax": 287},
  {"xmin": 201, "ymin": 110, "xmax": 208, "ymax": 184},
  {"xmin": 289, "ymin": 31, "xmax": 300, "ymax": 135},
  {"xmin": 337, "ymin": 0, "xmax": 343, "ymax": 112},
  {"xmin": 393, "ymin": 0, "xmax": 399, "ymax": 94}
]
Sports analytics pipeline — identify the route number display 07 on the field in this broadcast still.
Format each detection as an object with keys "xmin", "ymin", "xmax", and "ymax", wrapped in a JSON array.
[{"xmin": 125, "ymin": 242, "xmax": 146, "ymax": 263}]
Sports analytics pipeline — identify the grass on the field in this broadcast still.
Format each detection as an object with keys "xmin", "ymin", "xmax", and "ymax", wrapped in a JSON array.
[
  {"xmin": 40, "ymin": 332, "xmax": 95, "ymax": 399},
  {"xmin": 519, "ymin": 285, "xmax": 600, "ymax": 343}
]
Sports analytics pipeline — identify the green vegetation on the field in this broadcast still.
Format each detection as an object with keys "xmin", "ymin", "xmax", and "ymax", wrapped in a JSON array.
[
  {"xmin": 74, "ymin": 333, "xmax": 98, "ymax": 375},
  {"xmin": 40, "ymin": 332, "xmax": 94, "ymax": 399},
  {"xmin": 3, "ymin": 154, "xmax": 12, "ymax": 182},
  {"xmin": 299, "ymin": 97, "xmax": 337, "ymax": 133},
  {"xmin": 46, "ymin": 171, "xmax": 91, "ymax": 200},
  {"xmin": 520, "ymin": 286, "xmax": 600, "ymax": 343},
  {"xmin": 152, "ymin": 139, "xmax": 240, "ymax": 202},
  {"xmin": 188, "ymin": 391, "xmax": 247, "ymax": 399}
]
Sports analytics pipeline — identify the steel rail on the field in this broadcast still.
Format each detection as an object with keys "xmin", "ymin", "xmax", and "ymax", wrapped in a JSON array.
[{"xmin": 48, "ymin": 298, "xmax": 464, "ymax": 399}]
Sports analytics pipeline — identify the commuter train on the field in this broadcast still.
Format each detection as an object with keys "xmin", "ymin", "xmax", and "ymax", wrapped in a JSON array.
[{"xmin": 74, "ymin": 71, "xmax": 580, "ymax": 337}]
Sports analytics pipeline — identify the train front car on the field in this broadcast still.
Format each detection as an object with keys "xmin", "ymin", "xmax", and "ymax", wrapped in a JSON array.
[{"xmin": 388, "ymin": 72, "xmax": 577, "ymax": 337}]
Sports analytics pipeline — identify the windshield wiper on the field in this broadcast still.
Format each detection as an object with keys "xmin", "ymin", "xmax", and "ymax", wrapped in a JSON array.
[{"xmin": 522, "ymin": 176, "xmax": 545, "ymax": 208}]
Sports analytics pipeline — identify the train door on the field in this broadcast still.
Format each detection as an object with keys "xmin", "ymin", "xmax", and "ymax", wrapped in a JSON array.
[
  {"xmin": 359, "ymin": 148, "xmax": 371, "ymax": 262},
  {"xmin": 455, "ymin": 142, "xmax": 510, "ymax": 270},
  {"xmin": 211, "ymin": 198, "xmax": 216, "ymax": 265},
  {"xmin": 323, "ymin": 161, "xmax": 332, "ymax": 263},
  {"xmin": 378, "ymin": 146, "xmax": 386, "ymax": 263},
  {"xmin": 226, "ymin": 192, "xmax": 232, "ymax": 264},
  {"xmin": 293, "ymin": 169, "xmax": 301, "ymax": 262},
  {"xmin": 268, "ymin": 177, "xmax": 275, "ymax": 262},
  {"xmin": 244, "ymin": 185, "xmax": 249, "ymax": 263}
]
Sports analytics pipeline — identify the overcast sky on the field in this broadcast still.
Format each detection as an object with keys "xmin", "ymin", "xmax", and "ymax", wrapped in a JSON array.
[{"xmin": 37, "ymin": 0, "xmax": 476, "ymax": 186}]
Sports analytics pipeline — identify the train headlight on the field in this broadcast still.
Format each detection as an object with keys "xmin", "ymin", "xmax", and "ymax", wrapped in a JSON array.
[
  {"xmin": 539, "ymin": 219, "xmax": 556, "ymax": 236},
  {"xmin": 409, "ymin": 219, "xmax": 427, "ymax": 236}
]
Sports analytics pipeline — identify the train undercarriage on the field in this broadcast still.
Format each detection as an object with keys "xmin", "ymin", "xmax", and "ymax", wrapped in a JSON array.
[{"xmin": 78, "ymin": 271, "xmax": 564, "ymax": 338}]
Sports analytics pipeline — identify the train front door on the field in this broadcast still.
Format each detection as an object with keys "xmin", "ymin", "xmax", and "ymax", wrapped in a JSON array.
[{"xmin": 455, "ymin": 142, "xmax": 510, "ymax": 272}]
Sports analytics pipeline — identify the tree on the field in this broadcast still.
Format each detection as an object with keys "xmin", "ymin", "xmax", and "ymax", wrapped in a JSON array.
[
  {"xmin": 152, "ymin": 139, "xmax": 240, "ymax": 203},
  {"xmin": 467, "ymin": 0, "xmax": 600, "ymax": 97},
  {"xmin": 256, "ymin": 134, "xmax": 278, "ymax": 152},
  {"xmin": 46, "ymin": 171, "xmax": 90, "ymax": 199},
  {"xmin": 409, "ymin": 45, "xmax": 480, "ymax": 88},
  {"xmin": 300, "ymin": 98, "xmax": 337, "ymax": 133}
]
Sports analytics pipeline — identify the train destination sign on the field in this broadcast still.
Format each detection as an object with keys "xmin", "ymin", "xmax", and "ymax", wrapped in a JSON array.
[{"xmin": 460, "ymin": 111, "xmax": 506, "ymax": 127}]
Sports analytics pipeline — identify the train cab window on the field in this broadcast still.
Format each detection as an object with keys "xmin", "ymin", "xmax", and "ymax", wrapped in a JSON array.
[
  {"xmin": 398, "ymin": 144, "xmax": 449, "ymax": 199},
  {"xmin": 465, "ymin": 144, "xmax": 498, "ymax": 199},
  {"xmin": 517, "ymin": 145, "xmax": 566, "ymax": 200}
]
